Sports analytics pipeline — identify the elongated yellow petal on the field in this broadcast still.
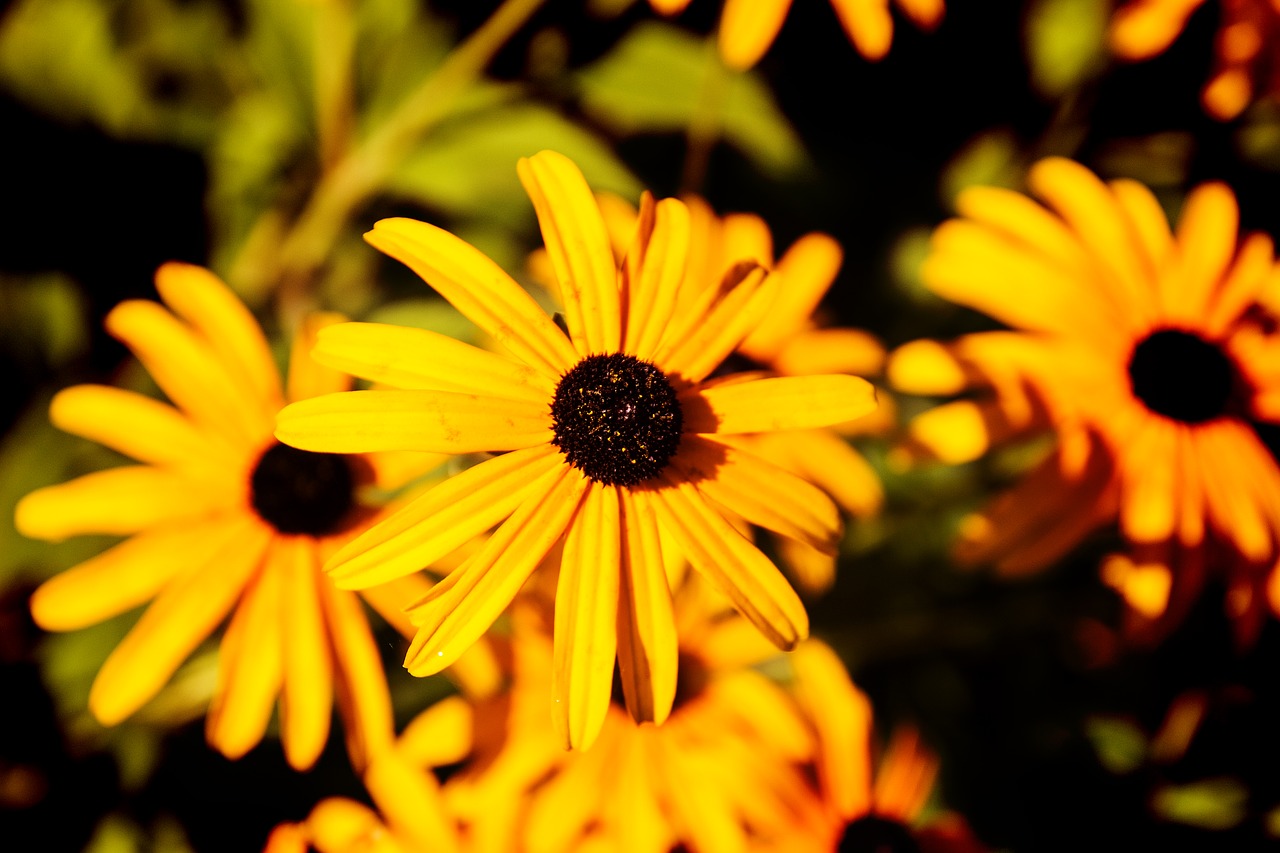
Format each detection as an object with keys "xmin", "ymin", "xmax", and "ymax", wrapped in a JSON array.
[
  {"xmin": 1109, "ymin": 178, "xmax": 1175, "ymax": 277},
  {"xmin": 49, "ymin": 385, "xmax": 235, "ymax": 472},
  {"xmin": 288, "ymin": 312, "xmax": 351, "ymax": 403},
  {"xmin": 327, "ymin": 445, "xmax": 564, "ymax": 588},
  {"xmin": 30, "ymin": 518, "xmax": 224, "ymax": 631},
  {"xmin": 275, "ymin": 389, "xmax": 552, "ymax": 454},
  {"xmin": 106, "ymin": 299, "xmax": 271, "ymax": 445},
  {"xmin": 753, "ymin": 428, "xmax": 884, "ymax": 517},
  {"xmin": 518, "ymin": 151, "xmax": 621, "ymax": 355},
  {"xmin": 278, "ymin": 538, "xmax": 334, "ymax": 771},
  {"xmin": 154, "ymin": 262, "xmax": 283, "ymax": 411},
  {"xmin": 89, "ymin": 516, "xmax": 271, "ymax": 726},
  {"xmin": 553, "ymin": 483, "xmax": 621, "ymax": 750},
  {"xmin": 651, "ymin": 475, "xmax": 808, "ymax": 649},
  {"xmin": 300, "ymin": 799, "xmax": 387, "ymax": 853},
  {"xmin": 365, "ymin": 218, "xmax": 578, "ymax": 379},
  {"xmin": 672, "ymin": 435, "xmax": 841, "ymax": 552},
  {"xmin": 323, "ymin": 583, "xmax": 395, "ymax": 770},
  {"xmin": 405, "ymin": 464, "xmax": 588, "ymax": 675},
  {"xmin": 830, "ymin": 0, "xmax": 894, "ymax": 60},
  {"xmin": 397, "ymin": 695, "xmax": 474, "ymax": 768},
  {"xmin": 654, "ymin": 738, "xmax": 748, "ymax": 853},
  {"xmin": 314, "ymin": 322, "xmax": 553, "ymax": 402},
  {"xmin": 681, "ymin": 374, "xmax": 876, "ymax": 434},
  {"xmin": 616, "ymin": 489, "xmax": 678, "ymax": 725},
  {"xmin": 365, "ymin": 753, "xmax": 462, "ymax": 853},
  {"xmin": 656, "ymin": 263, "xmax": 774, "ymax": 386},
  {"xmin": 16, "ymin": 467, "xmax": 228, "ymax": 542},
  {"xmin": 791, "ymin": 640, "xmax": 873, "ymax": 818},
  {"xmin": 771, "ymin": 328, "xmax": 885, "ymax": 377},
  {"xmin": 624, "ymin": 198, "xmax": 691, "ymax": 359},
  {"xmin": 1171, "ymin": 181, "xmax": 1238, "ymax": 320},
  {"xmin": 739, "ymin": 232, "xmax": 842, "ymax": 360},
  {"xmin": 206, "ymin": 560, "xmax": 284, "ymax": 761},
  {"xmin": 1207, "ymin": 233, "xmax": 1275, "ymax": 336},
  {"xmin": 718, "ymin": 0, "xmax": 792, "ymax": 69},
  {"xmin": 709, "ymin": 669, "xmax": 815, "ymax": 760}
]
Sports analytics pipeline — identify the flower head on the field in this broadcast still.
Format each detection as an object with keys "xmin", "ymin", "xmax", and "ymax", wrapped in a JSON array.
[
  {"xmin": 890, "ymin": 157, "xmax": 1280, "ymax": 641},
  {"xmin": 276, "ymin": 150, "xmax": 877, "ymax": 750},
  {"xmin": 15, "ymin": 264, "xmax": 454, "ymax": 770}
]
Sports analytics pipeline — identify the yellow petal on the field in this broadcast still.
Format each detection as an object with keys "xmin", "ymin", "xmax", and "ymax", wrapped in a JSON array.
[
  {"xmin": 624, "ymin": 198, "xmax": 692, "ymax": 359},
  {"xmin": 1109, "ymin": 178, "xmax": 1174, "ymax": 278},
  {"xmin": 769, "ymin": 328, "xmax": 885, "ymax": 377},
  {"xmin": 327, "ymin": 445, "xmax": 564, "ymax": 588},
  {"xmin": 404, "ymin": 464, "xmax": 588, "ymax": 675},
  {"xmin": 553, "ymin": 483, "xmax": 621, "ymax": 750},
  {"xmin": 886, "ymin": 339, "xmax": 968, "ymax": 395},
  {"xmin": 206, "ymin": 560, "xmax": 284, "ymax": 761},
  {"xmin": 323, "ymin": 583, "xmax": 395, "ymax": 770},
  {"xmin": 718, "ymin": 0, "xmax": 792, "ymax": 69},
  {"xmin": 830, "ymin": 0, "xmax": 894, "ymax": 60},
  {"xmin": 709, "ymin": 669, "xmax": 815, "ymax": 761},
  {"xmin": 154, "ymin": 262, "xmax": 283, "ymax": 411},
  {"xmin": 303, "ymin": 798, "xmax": 387, "ymax": 853},
  {"xmin": 314, "ymin": 321, "xmax": 553, "ymax": 402},
  {"xmin": 650, "ymin": 475, "xmax": 808, "ymax": 649},
  {"xmin": 1108, "ymin": 0, "xmax": 1197, "ymax": 58},
  {"xmin": 1170, "ymin": 181, "xmax": 1239, "ymax": 320},
  {"xmin": 656, "ymin": 263, "xmax": 774, "ymax": 385},
  {"xmin": 275, "ymin": 389, "xmax": 552, "ymax": 454},
  {"xmin": 29, "ymin": 519, "xmax": 219, "ymax": 631},
  {"xmin": 288, "ymin": 312, "xmax": 352, "ymax": 403},
  {"xmin": 365, "ymin": 753, "xmax": 462, "ymax": 853},
  {"xmin": 791, "ymin": 640, "xmax": 873, "ymax": 818},
  {"xmin": 16, "ymin": 467, "xmax": 227, "ymax": 542},
  {"xmin": 106, "ymin": 299, "xmax": 271, "ymax": 445},
  {"xmin": 1206, "ymin": 232, "xmax": 1275, "ymax": 337},
  {"xmin": 616, "ymin": 488, "xmax": 678, "ymax": 725},
  {"xmin": 365, "ymin": 218, "xmax": 578, "ymax": 380},
  {"xmin": 777, "ymin": 535, "xmax": 838, "ymax": 594},
  {"xmin": 672, "ymin": 435, "xmax": 842, "ymax": 552},
  {"xmin": 739, "ymin": 232, "xmax": 842, "ymax": 361},
  {"xmin": 872, "ymin": 727, "xmax": 939, "ymax": 821},
  {"xmin": 753, "ymin": 428, "xmax": 884, "ymax": 517},
  {"xmin": 681, "ymin": 374, "xmax": 877, "ymax": 434},
  {"xmin": 88, "ymin": 516, "xmax": 271, "ymax": 726},
  {"xmin": 278, "ymin": 538, "xmax": 334, "ymax": 771},
  {"xmin": 518, "ymin": 151, "xmax": 621, "ymax": 355},
  {"xmin": 396, "ymin": 694, "xmax": 474, "ymax": 768}
]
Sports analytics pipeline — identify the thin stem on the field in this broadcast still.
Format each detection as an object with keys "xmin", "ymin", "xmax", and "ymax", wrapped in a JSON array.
[{"xmin": 314, "ymin": 0, "xmax": 357, "ymax": 172}]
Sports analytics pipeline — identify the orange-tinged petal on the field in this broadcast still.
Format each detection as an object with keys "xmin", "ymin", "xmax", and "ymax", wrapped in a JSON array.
[
  {"xmin": 314, "ymin": 322, "xmax": 553, "ymax": 402},
  {"xmin": 681, "ymin": 374, "xmax": 877, "ymax": 434},
  {"xmin": 323, "ymin": 582, "xmax": 395, "ymax": 769},
  {"xmin": 754, "ymin": 428, "xmax": 884, "ymax": 517},
  {"xmin": 88, "ymin": 516, "xmax": 271, "ymax": 726},
  {"xmin": 739, "ymin": 232, "xmax": 842, "ymax": 361},
  {"xmin": 1109, "ymin": 178, "xmax": 1174, "ymax": 277},
  {"xmin": 154, "ymin": 262, "xmax": 283, "ymax": 411},
  {"xmin": 288, "ymin": 312, "xmax": 352, "ymax": 403},
  {"xmin": 29, "ymin": 519, "xmax": 220, "ymax": 631},
  {"xmin": 616, "ymin": 488, "xmax": 678, "ymax": 725},
  {"xmin": 1207, "ymin": 232, "xmax": 1276, "ymax": 336},
  {"xmin": 650, "ymin": 0, "xmax": 692, "ymax": 14},
  {"xmin": 1118, "ymin": 418, "xmax": 1177, "ymax": 544},
  {"xmin": 872, "ymin": 727, "xmax": 939, "ymax": 821},
  {"xmin": 1169, "ymin": 181, "xmax": 1239, "ymax": 320},
  {"xmin": 904, "ymin": 399, "xmax": 1001, "ymax": 464},
  {"xmin": 106, "ymin": 299, "xmax": 270, "ymax": 445},
  {"xmin": 397, "ymin": 694, "xmax": 474, "ymax": 768},
  {"xmin": 278, "ymin": 538, "xmax": 334, "ymax": 771},
  {"xmin": 16, "ymin": 466, "xmax": 228, "ymax": 542},
  {"xmin": 830, "ymin": 0, "xmax": 894, "ymax": 60},
  {"xmin": 327, "ymin": 445, "xmax": 564, "ymax": 588},
  {"xmin": 206, "ymin": 559, "xmax": 284, "ymax": 761},
  {"xmin": 777, "ymin": 536, "xmax": 838, "ymax": 594},
  {"xmin": 1203, "ymin": 66, "xmax": 1251, "ymax": 120},
  {"xmin": 404, "ymin": 464, "xmax": 588, "ymax": 675},
  {"xmin": 673, "ymin": 435, "xmax": 842, "ymax": 552},
  {"xmin": 275, "ymin": 389, "xmax": 552, "ymax": 454},
  {"xmin": 518, "ymin": 151, "xmax": 621, "ymax": 355},
  {"xmin": 954, "ymin": 184, "xmax": 1088, "ymax": 275},
  {"xmin": 553, "ymin": 483, "xmax": 621, "ymax": 750},
  {"xmin": 303, "ymin": 798, "xmax": 387, "ymax": 853},
  {"xmin": 650, "ymin": 475, "xmax": 808, "ymax": 649},
  {"xmin": 1109, "ymin": 0, "xmax": 1202, "ymax": 58},
  {"xmin": 263, "ymin": 823, "xmax": 308, "ymax": 853},
  {"xmin": 709, "ymin": 669, "xmax": 815, "ymax": 761},
  {"xmin": 656, "ymin": 264, "xmax": 774, "ymax": 386},
  {"xmin": 896, "ymin": 0, "xmax": 944, "ymax": 28},
  {"xmin": 654, "ymin": 738, "xmax": 748, "ymax": 853},
  {"xmin": 719, "ymin": 0, "xmax": 792, "ymax": 69},
  {"xmin": 365, "ymin": 753, "xmax": 462, "ymax": 853},
  {"xmin": 365, "ymin": 218, "xmax": 578, "ymax": 379},
  {"xmin": 791, "ymin": 640, "xmax": 873, "ymax": 818},
  {"xmin": 769, "ymin": 328, "xmax": 885, "ymax": 377},
  {"xmin": 625, "ymin": 198, "xmax": 692, "ymax": 359}
]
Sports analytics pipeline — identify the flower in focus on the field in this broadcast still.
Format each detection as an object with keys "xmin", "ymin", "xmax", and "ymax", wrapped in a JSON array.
[
  {"xmin": 537, "ymin": 191, "xmax": 887, "ymax": 593},
  {"xmin": 1110, "ymin": 0, "xmax": 1280, "ymax": 120},
  {"xmin": 648, "ymin": 0, "xmax": 945, "ymax": 69},
  {"xmin": 15, "ymin": 264, "xmax": 457, "ymax": 771},
  {"xmin": 889, "ymin": 157, "xmax": 1280, "ymax": 641},
  {"xmin": 276, "ymin": 150, "xmax": 878, "ymax": 751}
]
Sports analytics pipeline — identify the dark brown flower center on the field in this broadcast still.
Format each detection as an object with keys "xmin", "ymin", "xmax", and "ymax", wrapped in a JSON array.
[
  {"xmin": 838, "ymin": 815, "xmax": 921, "ymax": 853},
  {"xmin": 550, "ymin": 353, "xmax": 683, "ymax": 487},
  {"xmin": 1126, "ymin": 329, "xmax": 1237, "ymax": 424},
  {"xmin": 250, "ymin": 442, "xmax": 356, "ymax": 536}
]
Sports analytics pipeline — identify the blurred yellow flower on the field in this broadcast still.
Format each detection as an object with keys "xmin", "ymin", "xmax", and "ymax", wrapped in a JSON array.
[
  {"xmin": 1111, "ymin": 0, "xmax": 1280, "ymax": 120},
  {"xmin": 650, "ymin": 0, "xmax": 945, "ymax": 69},
  {"xmin": 14, "ymin": 264, "xmax": 452, "ymax": 771},
  {"xmin": 275, "ymin": 150, "xmax": 877, "ymax": 752},
  {"xmin": 890, "ymin": 157, "xmax": 1280, "ymax": 641}
]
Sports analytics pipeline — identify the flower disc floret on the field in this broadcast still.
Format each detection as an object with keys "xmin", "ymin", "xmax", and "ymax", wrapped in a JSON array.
[
  {"xmin": 551, "ymin": 353, "xmax": 683, "ymax": 486},
  {"xmin": 250, "ymin": 442, "xmax": 356, "ymax": 535},
  {"xmin": 1127, "ymin": 328, "xmax": 1237, "ymax": 424}
]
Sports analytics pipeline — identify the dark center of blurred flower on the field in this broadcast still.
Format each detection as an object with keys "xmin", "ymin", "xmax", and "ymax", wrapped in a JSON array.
[
  {"xmin": 610, "ymin": 650, "xmax": 709, "ymax": 714},
  {"xmin": 1127, "ymin": 329, "xmax": 1237, "ymax": 424},
  {"xmin": 250, "ymin": 442, "xmax": 356, "ymax": 536},
  {"xmin": 551, "ymin": 353, "xmax": 683, "ymax": 487},
  {"xmin": 837, "ymin": 815, "xmax": 921, "ymax": 853}
]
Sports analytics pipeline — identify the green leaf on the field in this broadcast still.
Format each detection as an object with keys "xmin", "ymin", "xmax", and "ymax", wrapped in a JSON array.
[
  {"xmin": 387, "ymin": 101, "xmax": 641, "ymax": 226},
  {"xmin": 0, "ymin": 273, "xmax": 89, "ymax": 371},
  {"xmin": 1151, "ymin": 778, "xmax": 1249, "ymax": 830},
  {"xmin": 575, "ymin": 22, "xmax": 806, "ymax": 177},
  {"xmin": 1084, "ymin": 714, "xmax": 1148, "ymax": 775},
  {"xmin": 1024, "ymin": 0, "xmax": 1109, "ymax": 99},
  {"xmin": 938, "ymin": 128, "xmax": 1022, "ymax": 207}
]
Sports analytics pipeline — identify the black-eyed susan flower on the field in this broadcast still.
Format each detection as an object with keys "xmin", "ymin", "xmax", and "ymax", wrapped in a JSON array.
[
  {"xmin": 14, "ymin": 263, "xmax": 487, "ymax": 771},
  {"xmin": 648, "ymin": 0, "xmax": 944, "ymax": 69},
  {"xmin": 890, "ymin": 157, "xmax": 1280, "ymax": 641},
  {"xmin": 1111, "ymin": 0, "xmax": 1280, "ymax": 120},
  {"xmin": 275, "ymin": 150, "xmax": 877, "ymax": 751}
]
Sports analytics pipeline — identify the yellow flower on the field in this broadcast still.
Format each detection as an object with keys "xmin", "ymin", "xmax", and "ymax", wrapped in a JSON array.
[
  {"xmin": 275, "ymin": 150, "xmax": 877, "ymax": 751},
  {"xmin": 15, "ymin": 263, "xmax": 457, "ymax": 771},
  {"xmin": 890, "ymin": 157, "xmax": 1280, "ymax": 639},
  {"xmin": 649, "ymin": 0, "xmax": 945, "ymax": 69},
  {"xmin": 1110, "ymin": 0, "xmax": 1280, "ymax": 120}
]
